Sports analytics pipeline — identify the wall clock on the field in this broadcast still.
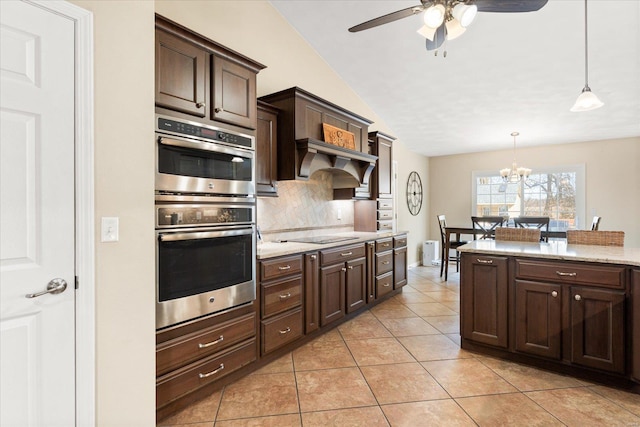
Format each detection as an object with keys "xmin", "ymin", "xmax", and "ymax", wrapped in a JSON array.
[{"xmin": 406, "ymin": 171, "xmax": 423, "ymax": 216}]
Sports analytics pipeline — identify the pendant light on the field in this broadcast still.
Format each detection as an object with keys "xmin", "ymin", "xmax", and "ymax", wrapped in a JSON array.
[{"xmin": 571, "ymin": 0, "xmax": 603, "ymax": 112}]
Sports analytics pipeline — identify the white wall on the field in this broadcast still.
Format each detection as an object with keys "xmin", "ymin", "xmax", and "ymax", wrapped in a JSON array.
[{"xmin": 429, "ymin": 137, "xmax": 640, "ymax": 247}]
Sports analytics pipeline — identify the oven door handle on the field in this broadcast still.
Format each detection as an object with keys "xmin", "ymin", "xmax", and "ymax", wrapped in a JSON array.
[
  {"xmin": 159, "ymin": 227, "xmax": 253, "ymax": 242},
  {"xmin": 158, "ymin": 136, "xmax": 254, "ymax": 159}
]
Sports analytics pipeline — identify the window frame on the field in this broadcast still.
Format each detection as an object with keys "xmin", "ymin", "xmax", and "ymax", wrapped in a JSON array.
[{"xmin": 471, "ymin": 164, "xmax": 586, "ymax": 230}]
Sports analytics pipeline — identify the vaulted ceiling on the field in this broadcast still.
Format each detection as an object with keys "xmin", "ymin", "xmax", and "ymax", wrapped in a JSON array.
[{"xmin": 270, "ymin": 0, "xmax": 640, "ymax": 157}]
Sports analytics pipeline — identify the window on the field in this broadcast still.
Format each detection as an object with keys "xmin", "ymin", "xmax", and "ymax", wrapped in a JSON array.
[{"xmin": 472, "ymin": 165, "xmax": 585, "ymax": 230}]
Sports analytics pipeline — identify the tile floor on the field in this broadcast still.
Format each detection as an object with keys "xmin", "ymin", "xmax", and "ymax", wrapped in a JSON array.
[{"xmin": 158, "ymin": 266, "xmax": 640, "ymax": 427}]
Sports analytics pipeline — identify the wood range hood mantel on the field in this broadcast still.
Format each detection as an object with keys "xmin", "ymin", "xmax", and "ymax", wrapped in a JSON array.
[
  {"xmin": 258, "ymin": 87, "xmax": 377, "ymax": 189},
  {"xmin": 296, "ymin": 138, "xmax": 377, "ymax": 188}
]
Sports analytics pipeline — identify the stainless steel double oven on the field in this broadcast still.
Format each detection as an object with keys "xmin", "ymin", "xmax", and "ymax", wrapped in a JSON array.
[{"xmin": 155, "ymin": 115, "xmax": 256, "ymax": 329}]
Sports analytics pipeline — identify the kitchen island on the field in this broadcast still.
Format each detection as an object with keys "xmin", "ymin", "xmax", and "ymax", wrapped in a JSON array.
[{"xmin": 458, "ymin": 240, "xmax": 640, "ymax": 392}]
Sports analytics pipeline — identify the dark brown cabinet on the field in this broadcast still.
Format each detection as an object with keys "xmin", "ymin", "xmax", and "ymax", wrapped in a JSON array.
[
  {"xmin": 155, "ymin": 16, "xmax": 264, "ymax": 130},
  {"xmin": 633, "ymin": 269, "xmax": 640, "ymax": 383},
  {"xmin": 514, "ymin": 280, "xmax": 562, "ymax": 359},
  {"xmin": 155, "ymin": 28, "xmax": 207, "ymax": 118},
  {"xmin": 256, "ymin": 101, "xmax": 279, "ymax": 196},
  {"xmin": 320, "ymin": 262, "xmax": 346, "ymax": 327},
  {"xmin": 304, "ymin": 253, "xmax": 320, "ymax": 334},
  {"xmin": 461, "ymin": 255, "xmax": 509, "ymax": 348},
  {"xmin": 394, "ymin": 235, "xmax": 407, "ymax": 289},
  {"xmin": 570, "ymin": 286, "xmax": 625, "ymax": 374},
  {"xmin": 346, "ymin": 257, "xmax": 367, "ymax": 313}
]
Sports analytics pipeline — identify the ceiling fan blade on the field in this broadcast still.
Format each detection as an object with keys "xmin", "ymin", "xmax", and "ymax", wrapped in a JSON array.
[
  {"xmin": 348, "ymin": 4, "xmax": 427, "ymax": 33},
  {"xmin": 474, "ymin": 0, "xmax": 548, "ymax": 13},
  {"xmin": 425, "ymin": 24, "xmax": 445, "ymax": 51}
]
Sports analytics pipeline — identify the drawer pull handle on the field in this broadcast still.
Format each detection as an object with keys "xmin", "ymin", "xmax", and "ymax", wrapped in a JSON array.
[
  {"xmin": 279, "ymin": 292, "xmax": 291, "ymax": 300},
  {"xmin": 574, "ymin": 294, "xmax": 582, "ymax": 301},
  {"xmin": 278, "ymin": 265, "xmax": 292, "ymax": 271},
  {"xmin": 341, "ymin": 251, "xmax": 353, "ymax": 257},
  {"xmin": 383, "ymin": 283, "xmax": 391, "ymax": 287},
  {"xmin": 310, "ymin": 254, "xmax": 317, "ymax": 260},
  {"xmin": 477, "ymin": 259, "xmax": 493, "ymax": 264},
  {"xmin": 551, "ymin": 291, "xmax": 558, "ymax": 298},
  {"xmin": 556, "ymin": 271, "xmax": 577, "ymax": 277},
  {"xmin": 383, "ymin": 243, "xmax": 390, "ymax": 247},
  {"xmin": 199, "ymin": 363, "xmax": 224, "ymax": 378},
  {"xmin": 198, "ymin": 335, "xmax": 224, "ymax": 349},
  {"xmin": 279, "ymin": 327, "xmax": 291, "ymax": 335},
  {"xmin": 382, "ymin": 261, "xmax": 390, "ymax": 265}
]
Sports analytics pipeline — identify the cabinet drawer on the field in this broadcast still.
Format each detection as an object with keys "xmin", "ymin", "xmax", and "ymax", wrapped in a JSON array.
[
  {"xmin": 378, "ymin": 210, "xmax": 393, "ymax": 220},
  {"xmin": 376, "ymin": 271, "xmax": 394, "ymax": 298},
  {"xmin": 261, "ymin": 308, "xmax": 303, "ymax": 354},
  {"xmin": 261, "ymin": 276, "xmax": 302, "ymax": 318},
  {"xmin": 378, "ymin": 221, "xmax": 393, "ymax": 231},
  {"xmin": 320, "ymin": 243, "xmax": 366, "ymax": 266},
  {"xmin": 394, "ymin": 235, "xmax": 407, "ymax": 248},
  {"xmin": 376, "ymin": 251, "xmax": 393, "ymax": 275},
  {"xmin": 156, "ymin": 338, "xmax": 256, "ymax": 408},
  {"xmin": 378, "ymin": 199, "xmax": 393, "ymax": 210},
  {"xmin": 375, "ymin": 238, "xmax": 393, "ymax": 253},
  {"xmin": 260, "ymin": 255, "xmax": 303, "ymax": 281},
  {"xmin": 156, "ymin": 313, "xmax": 256, "ymax": 376},
  {"xmin": 515, "ymin": 259, "xmax": 626, "ymax": 289}
]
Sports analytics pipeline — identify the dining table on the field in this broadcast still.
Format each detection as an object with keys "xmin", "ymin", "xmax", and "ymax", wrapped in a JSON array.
[{"xmin": 442, "ymin": 226, "xmax": 568, "ymax": 281}]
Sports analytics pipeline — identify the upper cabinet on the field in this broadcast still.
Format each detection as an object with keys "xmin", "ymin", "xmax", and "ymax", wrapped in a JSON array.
[
  {"xmin": 256, "ymin": 101, "xmax": 279, "ymax": 196},
  {"xmin": 155, "ymin": 15, "xmax": 265, "ymax": 130}
]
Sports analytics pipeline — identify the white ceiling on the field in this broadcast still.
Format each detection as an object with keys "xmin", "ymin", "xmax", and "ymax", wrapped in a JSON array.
[{"xmin": 270, "ymin": 0, "xmax": 640, "ymax": 157}]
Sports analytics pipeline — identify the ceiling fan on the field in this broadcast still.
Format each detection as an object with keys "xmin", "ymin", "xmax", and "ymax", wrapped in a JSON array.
[{"xmin": 349, "ymin": 0, "xmax": 549, "ymax": 51}]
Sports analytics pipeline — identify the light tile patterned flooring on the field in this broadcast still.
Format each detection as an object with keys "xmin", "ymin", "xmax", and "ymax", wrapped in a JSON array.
[{"xmin": 158, "ymin": 266, "xmax": 640, "ymax": 427}]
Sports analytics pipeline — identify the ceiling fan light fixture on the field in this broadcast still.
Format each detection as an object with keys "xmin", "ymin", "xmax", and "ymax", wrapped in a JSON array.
[
  {"xmin": 423, "ymin": 4, "xmax": 446, "ymax": 28},
  {"xmin": 571, "ymin": 87, "xmax": 604, "ymax": 112},
  {"xmin": 451, "ymin": 3, "xmax": 478, "ymax": 27},
  {"xmin": 444, "ymin": 18, "xmax": 466, "ymax": 40},
  {"xmin": 417, "ymin": 24, "xmax": 437, "ymax": 40}
]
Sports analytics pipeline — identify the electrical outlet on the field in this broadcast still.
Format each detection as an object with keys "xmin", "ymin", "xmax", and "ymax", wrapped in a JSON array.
[{"xmin": 101, "ymin": 217, "xmax": 119, "ymax": 242}]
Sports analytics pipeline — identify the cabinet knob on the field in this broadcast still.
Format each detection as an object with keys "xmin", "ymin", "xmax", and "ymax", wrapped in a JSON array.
[
  {"xmin": 196, "ymin": 102, "xmax": 206, "ymax": 108},
  {"xmin": 310, "ymin": 254, "xmax": 317, "ymax": 260},
  {"xmin": 551, "ymin": 291, "xmax": 558, "ymax": 298},
  {"xmin": 214, "ymin": 107, "xmax": 223, "ymax": 113},
  {"xmin": 348, "ymin": 265, "xmax": 353, "ymax": 269},
  {"xmin": 574, "ymin": 294, "xmax": 582, "ymax": 301},
  {"xmin": 341, "ymin": 267, "xmax": 347, "ymax": 272}
]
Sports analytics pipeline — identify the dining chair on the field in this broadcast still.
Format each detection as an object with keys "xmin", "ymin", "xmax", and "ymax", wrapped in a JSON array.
[
  {"xmin": 495, "ymin": 227, "xmax": 541, "ymax": 242},
  {"xmin": 591, "ymin": 216, "xmax": 602, "ymax": 231},
  {"xmin": 471, "ymin": 216, "xmax": 506, "ymax": 239},
  {"xmin": 437, "ymin": 214, "xmax": 468, "ymax": 278},
  {"xmin": 567, "ymin": 230, "xmax": 624, "ymax": 247},
  {"xmin": 513, "ymin": 216, "xmax": 550, "ymax": 242}
]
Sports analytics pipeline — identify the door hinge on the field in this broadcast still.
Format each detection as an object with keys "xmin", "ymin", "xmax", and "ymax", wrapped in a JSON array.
[{"xmin": 75, "ymin": 276, "xmax": 79, "ymax": 290}]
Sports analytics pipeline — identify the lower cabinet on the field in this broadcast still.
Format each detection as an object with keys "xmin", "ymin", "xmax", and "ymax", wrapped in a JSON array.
[
  {"xmin": 320, "ymin": 262, "xmax": 346, "ymax": 326},
  {"xmin": 394, "ymin": 234, "xmax": 408, "ymax": 289},
  {"xmin": 461, "ymin": 254, "xmax": 509, "ymax": 348},
  {"xmin": 345, "ymin": 257, "xmax": 367, "ymax": 313},
  {"xmin": 304, "ymin": 252, "xmax": 320, "ymax": 334},
  {"xmin": 462, "ymin": 254, "xmax": 632, "ymax": 382},
  {"xmin": 633, "ymin": 269, "xmax": 640, "ymax": 383}
]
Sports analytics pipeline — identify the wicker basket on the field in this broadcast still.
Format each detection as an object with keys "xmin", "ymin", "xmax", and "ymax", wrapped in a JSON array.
[
  {"xmin": 566, "ymin": 230, "xmax": 625, "ymax": 247},
  {"xmin": 495, "ymin": 227, "xmax": 541, "ymax": 242}
]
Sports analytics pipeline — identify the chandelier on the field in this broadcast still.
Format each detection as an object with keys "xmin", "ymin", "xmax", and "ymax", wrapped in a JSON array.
[{"xmin": 500, "ymin": 132, "xmax": 531, "ymax": 183}]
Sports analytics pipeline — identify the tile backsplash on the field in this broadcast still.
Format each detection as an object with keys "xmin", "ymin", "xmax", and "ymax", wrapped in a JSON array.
[{"xmin": 257, "ymin": 171, "xmax": 354, "ymax": 240}]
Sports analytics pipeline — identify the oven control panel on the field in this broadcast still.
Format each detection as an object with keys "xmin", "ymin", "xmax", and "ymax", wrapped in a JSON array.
[
  {"xmin": 157, "ymin": 205, "xmax": 253, "ymax": 227},
  {"xmin": 157, "ymin": 116, "xmax": 252, "ymax": 148}
]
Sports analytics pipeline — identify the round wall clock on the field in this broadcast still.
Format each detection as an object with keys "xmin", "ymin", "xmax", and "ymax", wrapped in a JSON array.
[{"xmin": 406, "ymin": 171, "xmax": 423, "ymax": 216}]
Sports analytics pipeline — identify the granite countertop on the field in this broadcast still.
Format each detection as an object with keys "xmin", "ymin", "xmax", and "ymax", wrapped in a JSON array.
[
  {"xmin": 257, "ymin": 231, "xmax": 407, "ymax": 259},
  {"xmin": 458, "ymin": 240, "xmax": 640, "ymax": 267}
]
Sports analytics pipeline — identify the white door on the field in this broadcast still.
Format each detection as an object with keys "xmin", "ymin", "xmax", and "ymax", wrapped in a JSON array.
[{"xmin": 0, "ymin": 1, "xmax": 76, "ymax": 426}]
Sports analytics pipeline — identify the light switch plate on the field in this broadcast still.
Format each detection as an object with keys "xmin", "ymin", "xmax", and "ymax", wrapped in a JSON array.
[{"xmin": 101, "ymin": 217, "xmax": 119, "ymax": 242}]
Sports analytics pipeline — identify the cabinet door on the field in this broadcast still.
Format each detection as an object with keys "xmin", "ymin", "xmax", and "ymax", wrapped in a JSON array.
[
  {"xmin": 633, "ymin": 270, "xmax": 640, "ymax": 383},
  {"xmin": 305, "ymin": 253, "xmax": 320, "ymax": 334},
  {"xmin": 256, "ymin": 103, "xmax": 278, "ymax": 195},
  {"xmin": 155, "ymin": 29, "xmax": 207, "ymax": 117},
  {"xmin": 212, "ymin": 55, "xmax": 257, "ymax": 129},
  {"xmin": 346, "ymin": 257, "xmax": 366, "ymax": 313},
  {"xmin": 376, "ymin": 138, "xmax": 393, "ymax": 198},
  {"xmin": 394, "ymin": 247, "xmax": 407, "ymax": 289},
  {"xmin": 515, "ymin": 280, "xmax": 562, "ymax": 359},
  {"xmin": 320, "ymin": 263, "xmax": 346, "ymax": 327},
  {"xmin": 570, "ymin": 286, "xmax": 625, "ymax": 374},
  {"xmin": 461, "ymin": 255, "xmax": 508, "ymax": 348}
]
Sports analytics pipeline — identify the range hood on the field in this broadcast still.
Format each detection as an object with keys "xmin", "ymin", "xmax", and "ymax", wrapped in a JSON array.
[
  {"xmin": 296, "ymin": 138, "xmax": 377, "ymax": 188},
  {"xmin": 259, "ymin": 87, "xmax": 377, "ymax": 189}
]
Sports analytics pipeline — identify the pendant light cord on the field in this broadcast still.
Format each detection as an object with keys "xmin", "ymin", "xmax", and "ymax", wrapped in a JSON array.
[{"xmin": 584, "ymin": 0, "xmax": 589, "ymax": 88}]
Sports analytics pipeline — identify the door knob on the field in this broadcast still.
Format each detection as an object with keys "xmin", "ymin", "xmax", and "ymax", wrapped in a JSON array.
[{"xmin": 26, "ymin": 278, "xmax": 68, "ymax": 299}]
